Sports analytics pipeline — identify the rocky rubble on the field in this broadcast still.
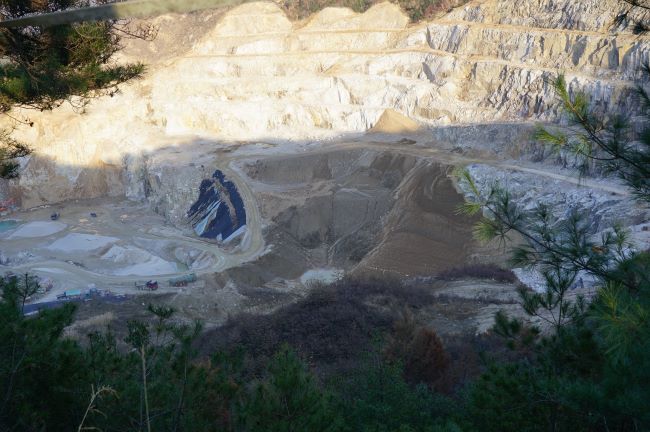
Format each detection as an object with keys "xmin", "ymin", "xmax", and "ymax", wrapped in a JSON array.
[
  {"xmin": 459, "ymin": 163, "xmax": 650, "ymax": 292},
  {"xmin": 462, "ymin": 163, "xmax": 650, "ymax": 242}
]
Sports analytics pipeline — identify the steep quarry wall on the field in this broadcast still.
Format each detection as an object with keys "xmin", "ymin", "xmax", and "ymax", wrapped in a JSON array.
[{"xmin": 1, "ymin": 0, "xmax": 648, "ymax": 208}]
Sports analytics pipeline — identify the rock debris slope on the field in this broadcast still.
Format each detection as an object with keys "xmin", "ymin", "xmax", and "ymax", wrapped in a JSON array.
[{"xmin": 1, "ymin": 0, "xmax": 648, "ymax": 207}]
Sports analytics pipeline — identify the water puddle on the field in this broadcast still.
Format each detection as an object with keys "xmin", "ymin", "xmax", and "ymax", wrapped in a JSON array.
[{"xmin": 0, "ymin": 219, "xmax": 20, "ymax": 233}]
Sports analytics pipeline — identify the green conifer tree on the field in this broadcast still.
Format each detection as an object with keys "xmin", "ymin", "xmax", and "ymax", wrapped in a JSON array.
[
  {"xmin": 0, "ymin": 0, "xmax": 153, "ymax": 178},
  {"xmin": 238, "ymin": 345, "xmax": 342, "ymax": 432}
]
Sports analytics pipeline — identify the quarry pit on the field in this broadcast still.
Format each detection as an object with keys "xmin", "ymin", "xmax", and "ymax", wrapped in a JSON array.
[
  {"xmin": 1, "ymin": 0, "xmax": 649, "ymax": 333},
  {"xmin": 0, "ymin": 138, "xmax": 497, "ymax": 322}
]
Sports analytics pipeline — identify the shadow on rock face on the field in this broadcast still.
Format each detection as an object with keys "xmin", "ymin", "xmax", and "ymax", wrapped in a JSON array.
[{"xmin": 187, "ymin": 169, "xmax": 247, "ymax": 242}]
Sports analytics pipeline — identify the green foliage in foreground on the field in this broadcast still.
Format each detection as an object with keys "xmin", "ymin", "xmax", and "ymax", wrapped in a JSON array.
[
  {"xmin": 0, "ymin": 7, "xmax": 649, "ymax": 427},
  {"xmin": 0, "ymin": 272, "xmax": 337, "ymax": 431},
  {"xmin": 0, "ymin": 0, "xmax": 147, "ymax": 113},
  {"xmin": 1, "ymin": 256, "xmax": 649, "ymax": 432},
  {"xmin": 0, "ymin": 272, "xmax": 461, "ymax": 431}
]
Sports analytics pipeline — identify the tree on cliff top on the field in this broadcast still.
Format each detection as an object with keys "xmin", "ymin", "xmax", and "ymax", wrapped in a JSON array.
[{"xmin": 0, "ymin": 0, "xmax": 155, "ymax": 179}]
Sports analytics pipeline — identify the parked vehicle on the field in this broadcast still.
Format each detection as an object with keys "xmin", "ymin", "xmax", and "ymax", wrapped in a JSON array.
[
  {"xmin": 56, "ymin": 289, "xmax": 82, "ymax": 300},
  {"xmin": 50, "ymin": 212, "xmax": 60, "ymax": 221},
  {"xmin": 135, "ymin": 280, "xmax": 159, "ymax": 291}
]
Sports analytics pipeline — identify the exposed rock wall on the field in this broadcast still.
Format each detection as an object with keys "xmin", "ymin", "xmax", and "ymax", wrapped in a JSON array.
[
  {"xmin": 2, "ymin": 0, "xmax": 648, "ymax": 207},
  {"xmin": 187, "ymin": 170, "xmax": 247, "ymax": 241}
]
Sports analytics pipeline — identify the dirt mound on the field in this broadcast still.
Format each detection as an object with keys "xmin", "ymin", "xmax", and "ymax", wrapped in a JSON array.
[
  {"xmin": 358, "ymin": 161, "xmax": 477, "ymax": 276},
  {"xmin": 243, "ymin": 148, "xmax": 479, "ymax": 278},
  {"xmin": 369, "ymin": 109, "xmax": 421, "ymax": 134}
]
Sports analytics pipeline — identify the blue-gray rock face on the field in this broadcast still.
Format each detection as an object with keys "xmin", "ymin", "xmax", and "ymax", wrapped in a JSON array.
[{"xmin": 187, "ymin": 170, "xmax": 247, "ymax": 242}]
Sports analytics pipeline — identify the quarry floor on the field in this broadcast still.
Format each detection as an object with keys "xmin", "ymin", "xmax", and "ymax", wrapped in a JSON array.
[
  {"xmin": 1, "ymin": 131, "xmax": 645, "ymax": 334},
  {"xmin": 0, "ymin": 198, "xmax": 230, "ymax": 299}
]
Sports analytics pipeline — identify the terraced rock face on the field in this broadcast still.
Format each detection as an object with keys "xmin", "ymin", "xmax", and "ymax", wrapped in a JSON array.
[
  {"xmin": 1, "ymin": 0, "xmax": 647, "ymax": 207},
  {"xmin": 142, "ymin": 0, "xmax": 647, "ymax": 138}
]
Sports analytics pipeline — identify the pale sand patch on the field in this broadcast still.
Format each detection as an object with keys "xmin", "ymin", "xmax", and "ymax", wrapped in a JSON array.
[
  {"xmin": 300, "ymin": 268, "xmax": 343, "ymax": 285},
  {"xmin": 112, "ymin": 260, "xmax": 179, "ymax": 276},
  {"xmin": 7, "ymin": 221, "xmax": 67, "ymax": 239},
  {"xmin": 102, "ymin": 245, "xmax": 178, "ymax": 276},
  {"xmin": 32, "ymin": 267, "xmax": 69, "ymax": 275},
  {"xmin": 46, "ymin": 233, "xmax": 118, "ymax": 253}
]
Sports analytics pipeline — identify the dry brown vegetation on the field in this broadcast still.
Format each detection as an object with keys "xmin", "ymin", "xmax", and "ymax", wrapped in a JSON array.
[
  {"xmin": 384, "ymin": 309, "xmax": 451, "ymax": 391},
  {"xmin": 197, "ymin": 276, "xmax": 515, "ymax": 391},
  {"xmin": 197, "ymin": 276, "xmax": 433, "ymax": 375},
  {"xmin": 381, "ymin": 308, "xmax": 516, "ymax": 394}
]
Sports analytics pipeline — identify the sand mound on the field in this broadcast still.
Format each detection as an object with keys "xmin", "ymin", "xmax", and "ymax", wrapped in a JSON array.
[
  {"xmin": 101, "ymin": 245, "xmax": 178, "ymax": 276},
  {"xmin": 369, "ymin": 109, "xmax": 421, "ymax": 134}
]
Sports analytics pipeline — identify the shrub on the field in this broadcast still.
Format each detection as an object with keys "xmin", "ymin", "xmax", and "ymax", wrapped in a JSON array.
[
  {"xmin": 197, "ymin": 276, "xmax": 435, "ymax": 376},
  {"xmin": 384, "ymin": 309, "xmax": 451, "ymax": 391},
  {"xmin": 436, "ymin": 264, "xmax": 517, "ymax": 283},
  {"xmin": 404, "ymin": 328, "xmax": 450, "ymax": 389},
  {"xmin": 334, "ymin": 348, "xmax": 460, "ymax": 432},
  {"xmin": 238, "ymin": 345, "xmax": 342, "ymax": 432}
]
